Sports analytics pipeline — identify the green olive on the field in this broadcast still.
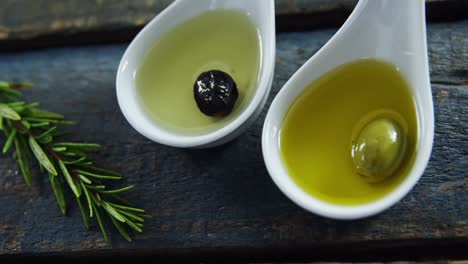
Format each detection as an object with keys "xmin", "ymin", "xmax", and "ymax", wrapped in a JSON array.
[{"xmin": 351, "ymin": 118, "xmax": 406, "ymax": 183}]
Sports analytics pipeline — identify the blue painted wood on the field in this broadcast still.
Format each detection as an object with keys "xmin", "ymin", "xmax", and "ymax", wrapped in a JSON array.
[
  {"xmin": 0, "ymin": 20, "xmax": 466, "ymax": 257},
  {"xmin": 0, "ymin": 0, "xmax": 467, "ymax": 50}
]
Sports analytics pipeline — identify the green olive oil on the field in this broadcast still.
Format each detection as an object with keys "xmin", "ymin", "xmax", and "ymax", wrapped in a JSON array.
[
  {"xmin": 136, "ymin": 9, "xmax": 261, "ymax": 135},
  {"xmin": 280, "ymin": 59, "xmax": 419, "ymax": 205}
]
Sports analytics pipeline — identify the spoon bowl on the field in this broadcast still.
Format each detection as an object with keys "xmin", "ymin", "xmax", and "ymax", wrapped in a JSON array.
[
  {"xmin": 262, "ymin": 0, "xmax": 434, "ymax": 219},
  {"xmin": 117, "ymin": 0, "xmax": 275, "ymax": 148}
]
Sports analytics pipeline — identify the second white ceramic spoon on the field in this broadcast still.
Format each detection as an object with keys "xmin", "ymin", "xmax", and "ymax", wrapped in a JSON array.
[{"xmin": 262, "ymin": 0, "xmax": 434, "ymax": 219}]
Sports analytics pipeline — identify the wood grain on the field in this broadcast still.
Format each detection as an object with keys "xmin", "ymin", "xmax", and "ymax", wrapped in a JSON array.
[
  {"xmin": 0, "ymin": 20, "xmax": 466, "ymax": 259},
  {"xmin": 0, "ymin": 0, "xmax": 467, "ymax": 50}
]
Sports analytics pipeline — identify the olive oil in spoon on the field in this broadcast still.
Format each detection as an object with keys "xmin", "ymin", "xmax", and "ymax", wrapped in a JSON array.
[{"xmin": 280, "ymin": 59, "xmax": 418, "ymax": 206}]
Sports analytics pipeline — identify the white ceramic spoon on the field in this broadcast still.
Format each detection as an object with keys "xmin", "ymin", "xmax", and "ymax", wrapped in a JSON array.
[
  {"xmin": 262, "ymin": 0, "xmax": 434, "ymax": 219},
  {"xmin": 117, "ymin": 0, "xmax": 275, "ymax": 148}
]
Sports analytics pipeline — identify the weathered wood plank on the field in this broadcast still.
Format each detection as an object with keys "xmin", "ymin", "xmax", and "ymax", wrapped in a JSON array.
[
  {"xmin": 0, "ymin": 20, "xmax": 466, "ymax": 258},
  {"xmin": 0, "ymin": 0, "xmax": 467, "ymax": 50}
]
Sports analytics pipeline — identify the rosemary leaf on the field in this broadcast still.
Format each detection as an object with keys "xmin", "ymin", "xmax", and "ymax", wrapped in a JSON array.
[
  {"xmin": 58, "ymin": 159, "xmax": 81, "ymax": 197},
  {"xmin": 90, "ymin": 191, "xmax": 102, "ymax": 206},
  {"xmin": 29, "ymin": 121, "xmax": 50, "ymax": 127},
  {"xmin": 0, "ymin": 85, "xmax": 22, "ymax": 97},
  {"xmin": 92, "ymin": 202, "xmax": 108, "ymax": 241},
  {"xmin": 74, "ymin": 165, "xmax": 122, "ymax": 177},
  {"xmin": 0, "ymin": 103, "xmax": 21, "ymax": 120},
  {"xmin": 61, "ymin": 151, "xmax": 86, "ymax": 158},
  {"xmin": 135, "ymin": 213, "xmax": 152, "ymax": 219},
  {"xmin": 28, "ymin": 136, "xmax": 57, "ymax": 175},
  {"xmin": 52, "ymin": 146, "xmax": 67, "ymax": 152},
  {"xmin": 23, "ymin": 116, "xmax": 74, "ymax": 125},
  {"xmin": 26, "ymin": 108, "xmax": 64, "ymax": 119},
  {"xmin": 8, "ymin": 82, "xmax": 34, "ymax": 89},
  {"xmin": 76, "ymin": 195, "xmax": 90, "ymax": 229},
  {"xmin": 114, "ymin": 208, "xmax": 145, "ymax": 223},
  {"xmin": 105, "ymin": 202, "xmax": 145, "ymax": 213},
  {"xmin": 110, "ymin": 215, "xmax": 131, "ymax": 242},
  {"xmin": 37, "ymin": 134, "xmax": 53, "ymax": 144},
  {"xmin": 81, "ymin": 182, "xmax": 93, "ymax": 218},
  {"xmin": 79, "ymin": 174, "xmax": 92, "ymax": 184},
  {"xmin": 63, "ymin": 156, "xmax": 86, "ymax": 165},
  {"xmin": 49, "ymin": 172, "xmax": 66, "ymax": 215},
  {"xmin": 98, "ymin": 185, "xmax": 134, "ymax": 195},
  {"xmin": 2, "ymin": 125, "xmax": 9, "ymax": 137},
  {"xmin": 85, "ymin": 185, "xmax": 106, "ymax": 190},
  {"xmin": 95, "ymin": 192, "xmax": 101, "ymax": 202},
  {"xmin": 3, "ymin": 128, "xmax": 16, "ymax": 154},
  {"xmin": 51, "ymin": 130, "xmax": 71, "ymax": 137},
  {"xmin": 21, "ymin": 120, "xmax": 30, "ymax": 130},
  {"xmin": 7, "ymin": 102, "xmax": 25, "ymax": 107},
  {"xmin": 24, "ymin": 102, "xmax": 40, "ymax": 108},
  {"xmin": 65, "ymin": 149, "xmax": 87, "ymax": 156},
  {"xmin": 9, "ymin": 103, "xmax": 25, "ymax": 113},
  {"xmin": 121, "ymin": 215, "xmax": 142, "ymax": 232},
  {"xmin": 0, "ymin": 116, "xmax": 3, "ymax": 130},
  {"xmin": 36, "ymin": 126, "xmax": 57, "ymax": 139},
  {"xmin": 53, "ymin": 142, "xmax": 101, "ymax": 152},
  {"xmin": 76, "ymin": 169, "xmax": 122, "ymax": 180},
  {"xmin": 101, "ymin": 201, "xmax": 126, "ymax": 222},
  {"xmin": 15, "ymin": 136, "xmax": 31, "ymax": 186}
]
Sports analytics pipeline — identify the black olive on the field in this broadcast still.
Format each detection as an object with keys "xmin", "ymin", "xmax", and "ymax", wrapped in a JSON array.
[{"xmin": 193, "ymin": 70, "xmax": 238, "ymax": 117}]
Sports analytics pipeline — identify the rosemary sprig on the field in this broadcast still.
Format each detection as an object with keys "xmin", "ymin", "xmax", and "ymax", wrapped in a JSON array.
[{"xmin": 0, "ymin": 80, "xmax": 149, "ymax": 241}]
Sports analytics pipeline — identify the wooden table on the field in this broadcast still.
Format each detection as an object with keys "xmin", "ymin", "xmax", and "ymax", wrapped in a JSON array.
[{"xmin": 0, "ymin": 1, "xmax": 467, "ymax": 262}]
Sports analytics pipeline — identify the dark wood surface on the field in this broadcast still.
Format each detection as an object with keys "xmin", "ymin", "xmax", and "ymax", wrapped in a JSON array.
[
  {"xmin": 0, "ymin": 0, "xmax": 468, "ymax": 50},
  {"xmin": 0, "ymin": 17, "xmax": 467, "ymax": 261}
]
